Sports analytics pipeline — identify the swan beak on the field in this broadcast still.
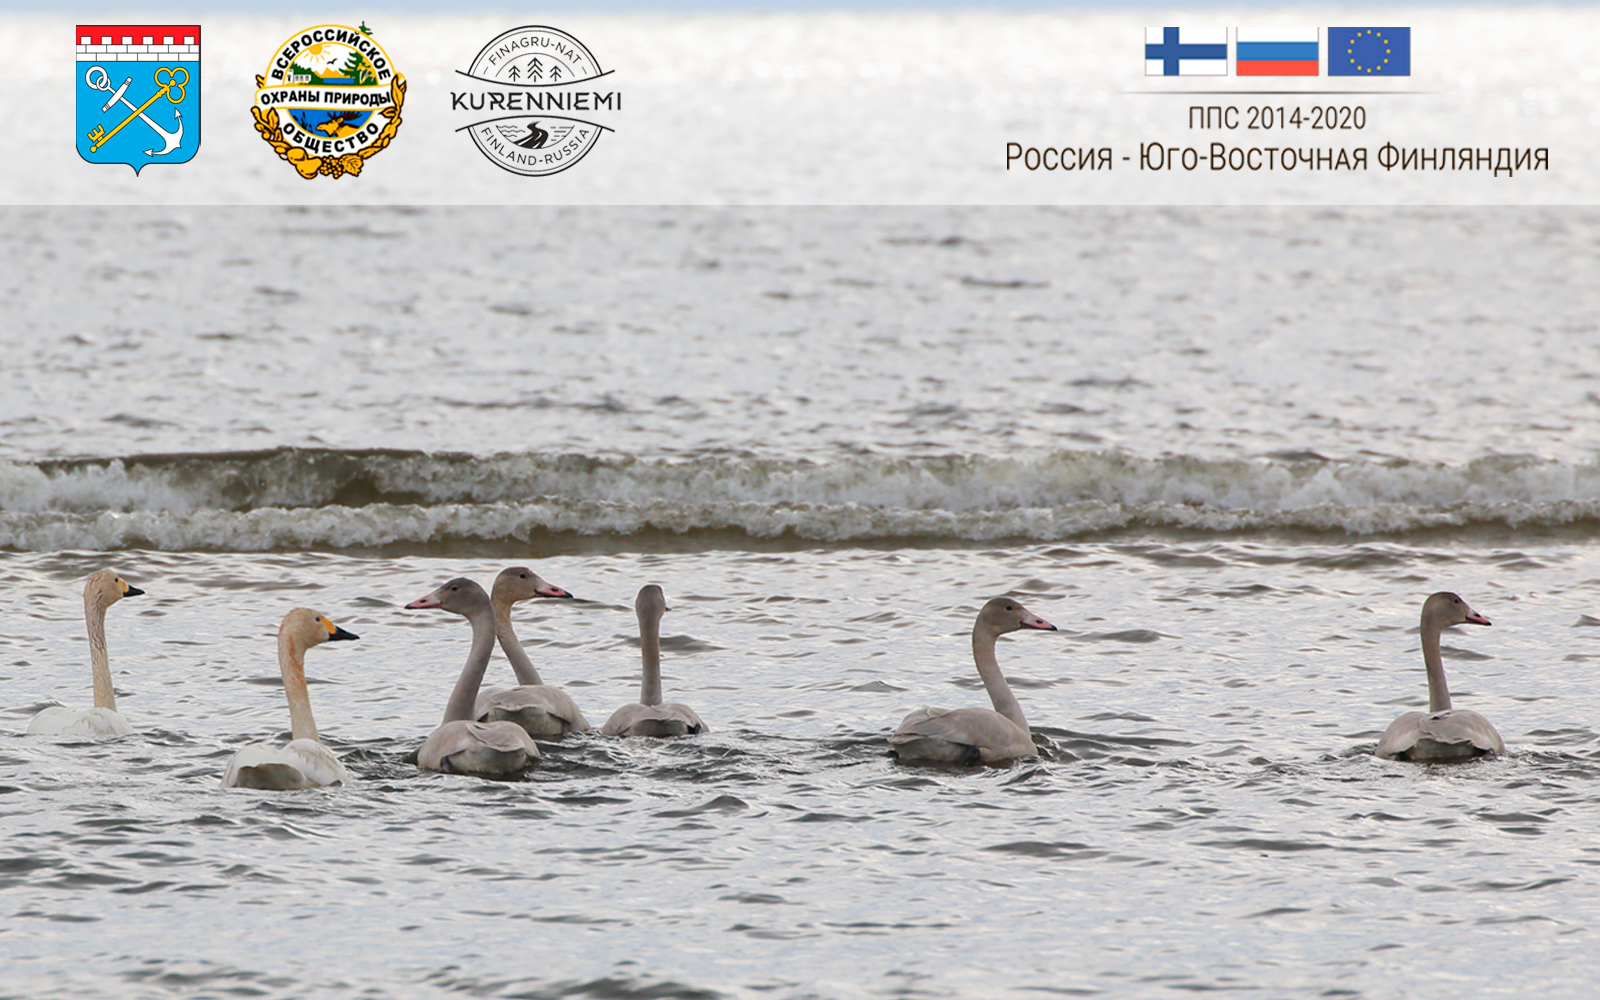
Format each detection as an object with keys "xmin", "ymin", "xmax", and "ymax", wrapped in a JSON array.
[
  {"xmin": 537, "ymin": 583, "xmax": 575, "ymax": 599},
  {"xmin": 122, "ymin": 584, "xmax": 144, "ymax": 597},
  {"xmin": 405, "ymin": 591, "xmax": 443, "ymax": 610},
  {"xmin": 328, "ymin": 625, "xmax": 360, "ymax": 642},
  {"xmin": 1464, "ymin": 610, "xmax": 1491, "ymax": 626},
  {"xmin": 1023, "ymin": 616, "xmax": 1057, "ymax": 631}
]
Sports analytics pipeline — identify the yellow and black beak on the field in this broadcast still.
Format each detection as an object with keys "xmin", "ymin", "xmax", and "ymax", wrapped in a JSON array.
[
  {"xmin": 322, "ymin": 618, "xmax": 360, "ymax": 642},
  {"xmin": 122, "ymin": 581, "xmax": 144, "ymax": 597}
]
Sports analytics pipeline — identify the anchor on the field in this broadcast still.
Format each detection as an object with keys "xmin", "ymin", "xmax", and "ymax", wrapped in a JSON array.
[{"xmin": 84, "ymin": 65, "xmax": 186, "ymax": 156}]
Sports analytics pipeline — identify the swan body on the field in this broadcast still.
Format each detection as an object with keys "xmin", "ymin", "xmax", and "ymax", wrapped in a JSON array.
[
  {"xmin": 408, "ymin": 578, "xmax": 539, "ymax": 778},
  {"xmin": 601, "ymin": 585, "xmax": 706, "ymax": 737},
  {"xmin": 417, "ymin": 719, "xmax": 538, "ymax": 777},
  {"xmin": 473, "ymin": 566, "xmax": 589, "ymax": 738},
  {"xmin": 28, "ymin": 706, "xmax": 132, "ymax": 739},
  {"xmin": 222, "ymin": 609, "xmax": 359, "ymax": 790},
  {"xmin": 223, "ymin": 740, "xmax": 349, "ymax": 790},
  {"xmin": 1376, "ymin": 592, "xmax": 1503, "ymax": 762},
  {"xmin": 27, "ymin": 570, "xmax": 143, "ymax": 738},
  {"xmin": 890, "ymin": 597, "xmax": 1056, "ymax": 765},
  {"xmin": 602, "ymin": 701, "xmax": 706, "ymax": 739}
]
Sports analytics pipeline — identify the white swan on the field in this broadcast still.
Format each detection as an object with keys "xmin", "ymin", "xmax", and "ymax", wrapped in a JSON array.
[
  {"xmin": 28, "ymin": 570, "xmax": 144, "ymax": 738},
  {"xmin": 1376, "ymin": 591, "xmax": 1504, "ymax": 762},
  {"xmin": 222, "ymin": 609, "xmax": 360, "ymax": 790},
  {"xmin": 890, "ymin": 597, "xmax": 1057, "ymax": 765},
  {"xmin": 601, "ymin": 585, "xmax": 707, "ymax": 737},
  {"xmin": 407, "ymin": 578, "xmax": 539, "ymax": 778},
  {"xmin": 473, "ymin": 566, "xmax": 589, "ymax": 738}
]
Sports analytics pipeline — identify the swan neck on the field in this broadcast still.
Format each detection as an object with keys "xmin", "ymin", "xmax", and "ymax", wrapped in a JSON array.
[
  {"xmin": 1420, "ymin": 619, "xmax": 1453, "ymax": 712},
  {"xmin": 85, "ymin": 590, "xmax": 116, "ymax": 712},
  {"xmin": 278, "ymin": 629, "xmax": 319, "ymax": 742},
  {"xmin": 443, "ymin": 606, "xmax": 498, "ymax": 724},
  {"xmin": 973, "ymin": 626, "xmax": 1028, "ymax": 733},
  {"xmin": 639, "ymin": 614, "xmax": 663, "ymax": 707},
  {"xmin": 493, "ymin": 602, "xmax": 543, "ymax": 686}
]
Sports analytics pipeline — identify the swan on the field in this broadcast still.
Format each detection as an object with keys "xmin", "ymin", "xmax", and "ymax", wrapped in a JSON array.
[
  {"xmin": 473, "ymin": 566, "xmax": 589, "ymax": 738},
  {"xmin": 406, "ymin": 577, "xmax": 539, "ymax": 777},
  {"xmin": 601, "ymin": 585, "xmax": 707, "ymax": 737},
  {"xmin": 890, "ymin": 597, "xmax": 1057, "ymax": 765},
  {"xmin": 1375, "ymin": 592, "xmax": 1504, "ymax": 762},
  {"xmin": 28, "ymin": 570, "xmax": 144, "ymax": 738},
  {"xmin": 221, "ymin": 609, "xmax": 359, "ymax": 789}
]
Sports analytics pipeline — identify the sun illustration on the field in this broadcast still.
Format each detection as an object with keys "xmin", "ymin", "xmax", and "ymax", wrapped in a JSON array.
[{"xmin": 296, "ymin": 41, "xmax": 350, "ymax": 74}]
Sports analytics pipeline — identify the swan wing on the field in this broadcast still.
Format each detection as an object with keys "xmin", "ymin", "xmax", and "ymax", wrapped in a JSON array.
[
  {"xmin": 1418, "ymin": 709, "xmax": 1504, "ymax": 753},
  {"xmin": 658, "ymin": 702, "xmax": 707, "ymax": 736},
  {"xmin": 1375, "ymin": 711, "xmax": 1425, "ymax": 759},
  {"xmin": 282, "ymin": 738, "xmax": 352, "ymax": 786},
  {"xmin": 601, "ymin": 703, "xmax": 646, "ymax": 736}
]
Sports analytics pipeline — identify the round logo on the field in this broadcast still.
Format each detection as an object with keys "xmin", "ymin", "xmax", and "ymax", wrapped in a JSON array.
[
  {"xmin": 251, "ymin": 23, "xmax": 405, "ymax": 179},
  {"xmin": 455, "ymin": 26, "xmax": 617, "ymax": 177}
]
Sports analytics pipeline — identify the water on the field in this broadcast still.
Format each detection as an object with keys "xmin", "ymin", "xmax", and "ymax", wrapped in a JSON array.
[{"xmin": 7, "ymin": 190, "xmax": 1600, "ymax": 1000}]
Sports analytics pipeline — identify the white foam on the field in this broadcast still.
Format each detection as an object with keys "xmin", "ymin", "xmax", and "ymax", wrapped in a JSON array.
[{"xmin": 3, "ymin": 450, "xmax": 1597, "ymax": 550}]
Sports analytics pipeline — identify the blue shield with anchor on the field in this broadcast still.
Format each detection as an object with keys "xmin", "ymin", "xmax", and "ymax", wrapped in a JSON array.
[{"xmin": 76, "ymin": 25, "xmax": 201, "ymax": 173}]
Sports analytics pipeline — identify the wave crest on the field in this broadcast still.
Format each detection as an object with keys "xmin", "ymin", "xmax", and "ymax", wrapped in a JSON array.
[{"xmin": 2, "ymin": 448, "xmax": 1597, "ymax": 551}]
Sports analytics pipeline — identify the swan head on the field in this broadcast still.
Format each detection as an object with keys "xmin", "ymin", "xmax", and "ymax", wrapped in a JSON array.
[
  {"xmin": 1422, "ymin": 592, "xmax": 1491, "ymax": 629},
  {"xmin": 492, "ymin": 566, "xmax": 574, "ymax": 604},
  {"xmin": 280, "ymin": 608, "xmax": 359, "ymax": 650},
  {"xmin": 85, "ymin": 569, "xmax": 143, "ymax": 608},
  {"xmin": 406, "ymin": 577, "xmax": 493, "ymax": 618},
  {"xmin": 636, "ymin": 584, "xmax": 668, "ymax": 624},
  {"xmin": 978, "ymin": 597, "xmax": 1056, "ymax": 637}
]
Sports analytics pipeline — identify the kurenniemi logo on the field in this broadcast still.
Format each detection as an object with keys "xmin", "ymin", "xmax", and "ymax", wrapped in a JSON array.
[{"xmin": 451, "ymin": 26, "xmax": 620, "ymax": 177}]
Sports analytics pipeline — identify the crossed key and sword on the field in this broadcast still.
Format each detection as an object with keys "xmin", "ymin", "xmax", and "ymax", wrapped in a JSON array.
[{"xmin": 84, "ymin": 65, "xmax": 187, "ymax": 156}]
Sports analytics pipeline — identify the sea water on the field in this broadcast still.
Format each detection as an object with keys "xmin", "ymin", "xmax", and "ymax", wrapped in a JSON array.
[{"xmin": 4, "ymin": 204, "xmax": 1600, "ymax": 999}]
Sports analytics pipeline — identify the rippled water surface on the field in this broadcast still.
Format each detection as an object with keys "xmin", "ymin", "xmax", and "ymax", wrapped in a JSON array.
[{"xmin": 4, "ymin": 204, "xmax": 1600, "ymax": 999}]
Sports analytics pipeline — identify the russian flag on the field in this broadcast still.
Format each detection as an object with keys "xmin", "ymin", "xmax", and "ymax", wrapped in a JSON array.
[{"xmin": 1236, "ymin": 28, "xmax": 1319, "ymax": 76}]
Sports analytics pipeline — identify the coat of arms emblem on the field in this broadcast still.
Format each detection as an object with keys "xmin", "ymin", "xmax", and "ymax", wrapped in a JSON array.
[{"xmin": 76, "ymin": 25, "xmax": 200, "ymax": 173}]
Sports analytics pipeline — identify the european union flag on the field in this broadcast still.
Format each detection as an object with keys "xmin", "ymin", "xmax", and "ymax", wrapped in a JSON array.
[{"xmin": 1328, "ymin": 27, "xmax": 1410, "ymax": 76}]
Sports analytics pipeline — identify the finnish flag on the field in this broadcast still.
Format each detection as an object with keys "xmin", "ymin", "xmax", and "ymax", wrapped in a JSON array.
[{"xmin": 1145, "ymin": 27, "xmax": 1228, "ymax": 76}]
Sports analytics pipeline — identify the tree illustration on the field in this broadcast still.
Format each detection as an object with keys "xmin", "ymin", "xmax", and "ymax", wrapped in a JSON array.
[
  {"xmin": 507, "ymin": 64, "xmax": 521, "ymax": 82},
  {"xmin": 527, "ymin": 57, "xmax": 543, "ymax": 83},
  {"xmin": 341, "ymin": 51, "xmax": 376, "ymax": 86},
  {"xmin": 549, "ymin": 65, "xmax": 563, "ymax": 83}
]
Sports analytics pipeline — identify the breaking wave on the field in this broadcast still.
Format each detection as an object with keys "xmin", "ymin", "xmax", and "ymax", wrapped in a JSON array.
[{"xmin": 1, "ymin": 447, "xmax": 1598, "ymax": 551}]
